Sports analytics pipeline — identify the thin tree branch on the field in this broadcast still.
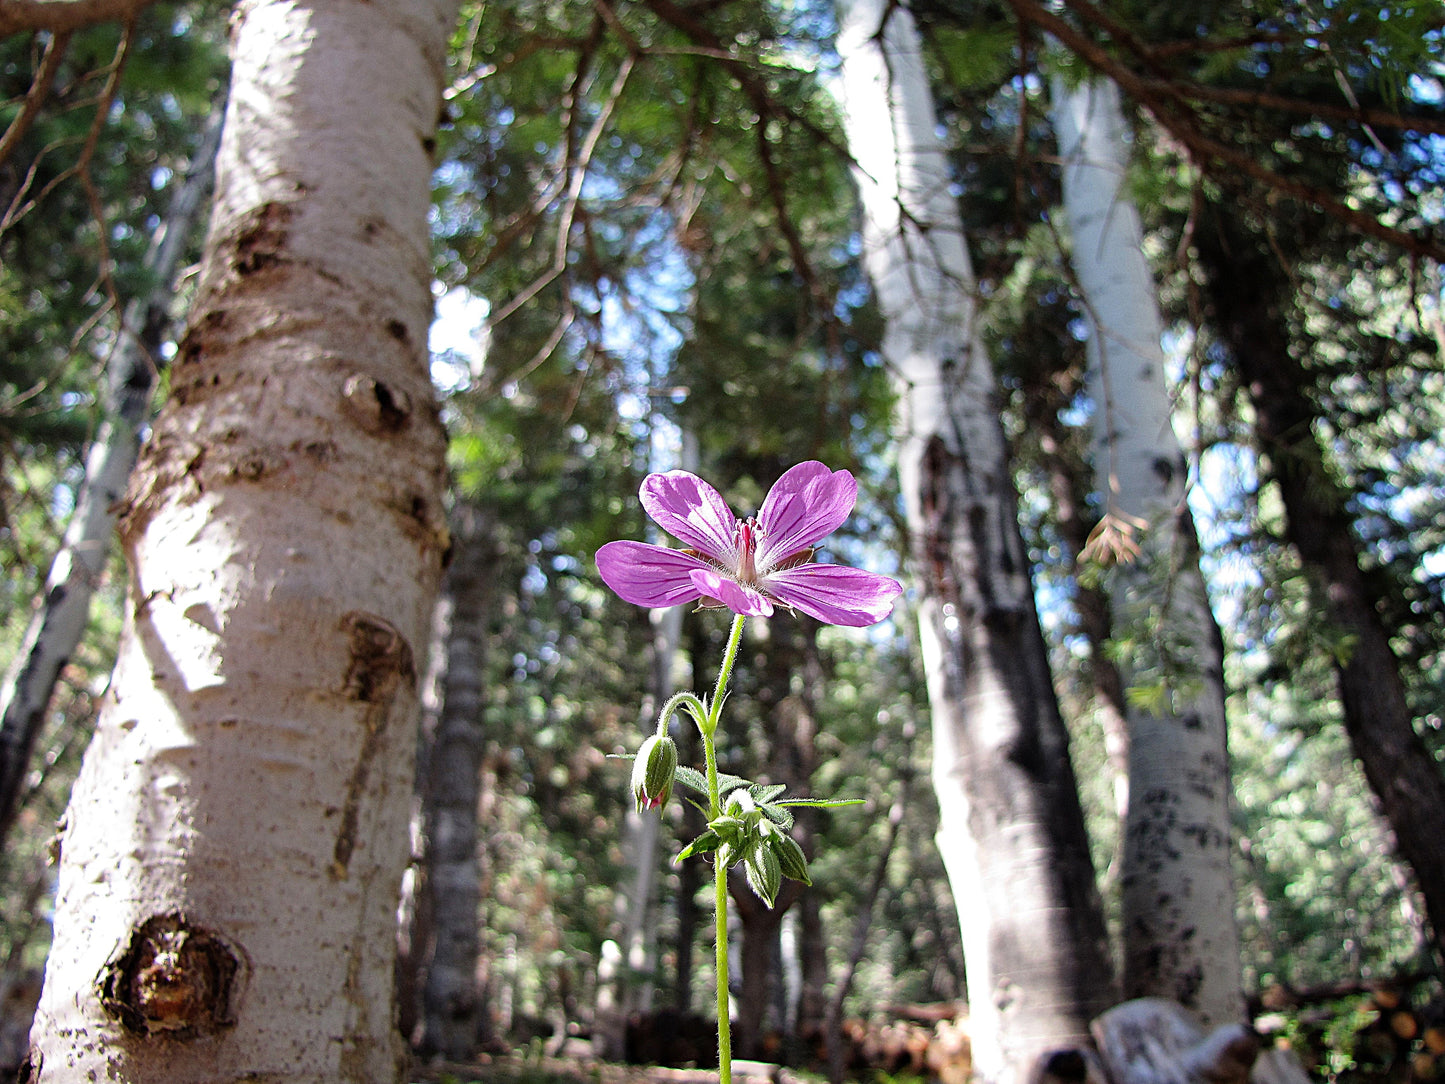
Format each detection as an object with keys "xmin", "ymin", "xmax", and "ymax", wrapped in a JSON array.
[
  {"xmin": 1146, "ymin": 79, "xmax": 1445, "ymax": 138},
  {"xmin": 485, "ymin": 53, "xmax": 635, "ymax": 330},
  {"xmin": 1007, "ymin": 0, "xmax": 1445, "ymax": 263},
  {"xmin": 1, "ymin": 17, "xmax": 132, "ymax": 239},
  {"xmin": 0, "ymin": 0, "xmax": 157, "ymax": 36},
  {"xmin": 0, "ymin": 29, "xmax": 71, "ymax": 169}
]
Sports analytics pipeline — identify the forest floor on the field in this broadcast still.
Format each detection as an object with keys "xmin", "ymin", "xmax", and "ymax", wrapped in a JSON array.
[{"xmin": 411, "ymin": 1052, "xmax": 822, "ymax": 1084}]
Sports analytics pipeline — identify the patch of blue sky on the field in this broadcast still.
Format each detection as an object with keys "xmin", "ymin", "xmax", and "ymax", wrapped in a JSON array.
[{"xmin": 429, "ymin": 284, "xmax": 491, "ymax": 394}]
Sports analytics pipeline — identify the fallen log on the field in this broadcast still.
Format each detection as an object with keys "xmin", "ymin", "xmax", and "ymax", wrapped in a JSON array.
[{"xmin": 1092, "ymin": 999, "xmax": 1258, "ymax": 1084}]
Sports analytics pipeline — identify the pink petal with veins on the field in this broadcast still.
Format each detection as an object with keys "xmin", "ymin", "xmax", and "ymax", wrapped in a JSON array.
[
  {"xmin": 596, "ymin": 541, "xmax": 711, "ymax": 608},
  {"xmin": 756, "ymin": 462, "xmax": 858, "ymax": 567},
  {"xmin": 766, "ymin": 564, "xmax": 903, "ymax": 627},
  {"xmin": 640, "ymin": 471, "xmax": 740, "ymax": 562},
  {"xmin": 689, "ymin": 569, "xmax": 775, "ymax": 618}
]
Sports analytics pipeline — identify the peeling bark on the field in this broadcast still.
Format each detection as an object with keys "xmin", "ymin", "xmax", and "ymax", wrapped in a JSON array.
[{"xmin": 27, "ymin": 2, "xmax": 459, "ymax": 1080}]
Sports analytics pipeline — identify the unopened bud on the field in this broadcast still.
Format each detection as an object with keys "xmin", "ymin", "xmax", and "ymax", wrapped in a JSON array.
[
  {"xmin": 631, "ymin": 734, "xmax": 677, "ymax": 814},
  {"xmin": 772, "ymin": 831, "xmax": 811, "ymax": 886},
  {"xmin": 744, "ymin": 839, "xmax": 782, "ymax": 908},
  {"xmin": 725, "ymin": 790, "xmax": 756, "ymax": 817}
]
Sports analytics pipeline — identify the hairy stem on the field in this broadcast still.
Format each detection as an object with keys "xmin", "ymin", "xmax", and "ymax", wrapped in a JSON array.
[
  {"xmin": 715, "ymin": 852, "xmax": 732, "ymax": 1084},
  {"xmin": 701, "ymin": 612, "xmax": 745, "ymax": 1083}
]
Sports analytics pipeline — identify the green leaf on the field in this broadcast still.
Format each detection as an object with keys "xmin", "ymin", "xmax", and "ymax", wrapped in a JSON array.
[
  {"xmin": 715, "ymin": 772, "xmax": 753, "ymax": 796},
  {"xmin": 676, "ymin": 829, "xmax": 722, "ymax": 863},
  {"xmin": 674, "ymin": 765, "xmax": 709, "ymax": 794},
  {"xmin": 759, "ymin": 804, "xmax": 794, "ymax": 830},
  {"xmin": 774, "ymin": 797, "xmax": 864, "ymax": 809}
]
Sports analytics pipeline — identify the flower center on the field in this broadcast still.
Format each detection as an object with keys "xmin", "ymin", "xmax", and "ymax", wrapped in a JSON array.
[{"xmin": 735, "ymin": 518, "xmax": 760, "ymax": 584}]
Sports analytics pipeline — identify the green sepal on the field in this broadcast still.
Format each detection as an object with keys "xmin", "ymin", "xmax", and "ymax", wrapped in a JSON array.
[
  {"xmin": 676, "ymin": 829, "xmax": 722, "ymax": 863},
  {"xmin": 744, "ymin": 841, "xmax": 781, "ymax": 908},
  {"xmin": 772, "ymin": 832, "xmax": 811, "ymax": 885}
]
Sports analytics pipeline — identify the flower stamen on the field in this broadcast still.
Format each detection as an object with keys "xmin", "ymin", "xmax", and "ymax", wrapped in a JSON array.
[{"xmin": 735, "ymin": 519, "xmax": 760, "ymax": 585}]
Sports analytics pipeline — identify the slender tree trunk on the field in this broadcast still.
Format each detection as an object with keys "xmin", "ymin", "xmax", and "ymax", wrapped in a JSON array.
[
  {"xmin": 1196, "ymin": 202, "xmax": 1445, "ymax": 969},
  {"xmin": 417, "ymin": 504, "xmax": 498, "ymax": 1060},
  {"xmin": 595, "ymin": 601, "xmax": 686, "ymax": 1058},
  {"xmin": 728, "ymin": 617, "xmax": 816, "ymax": 1060},
  {"xmin": 27, "ymin": 2, "xmax": 457, "ymax": 1080},
  {"xmin": 778, "ymin": 623, "xmax": 824, "ymax": 1058},
  {"xmin": 794, "ymin": 892, "xmax": 827, "ymax": 1053},
  {"xmin": 0, "ymin": 105, "xmax": 222, "ymax": 847},
  {"xmin": 835, "ymin": 5, "xmax": 1115, "ymax": 1080},
  {"xmin": 825, "ymin": 791, "xmax": 905, "ymax": 1084},
  {"xmin": 1018, "ymin": 345, "xmax": 1131, "ymax": 864},
  {"xmin": 729, "ymin": 875, "xmax": 797, "ymax": 1060},
  {"xmin": 672, "ymin": 614, "xmax": 705, "ymax": 1013},
  {"xmin": 1052, "ymin": 74, "xmax": 1243, "ymax": 1025}
]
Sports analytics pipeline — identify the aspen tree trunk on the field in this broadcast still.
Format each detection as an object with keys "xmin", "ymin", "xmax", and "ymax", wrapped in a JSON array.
[
  {"xmin": 835, "ymin": 4, "xmax": 1115, "ymax": 1081},
  {"xmin": 594, "ymin": 602, "xmax": 687, "ymax": 1059},
  {"xmin": 791, "ymin": 626, "xmax": 829, "ymax": 1051},
  {"xmin": 27, "ymin": 2, "xmax": 457, "ymax": 1081},
  {"xmin": 597, "ymin": 436, "xmax": 698, "ymax": 1057},
  {"xmin": 671, "ymin": 613, "xmax": 708, "ymax": 1013},
  {"xmin": 417, "ymin": 504, "xmax": 499, "ymax": 1060},
  {"xmin": 0, "ymin": 106, "xmax": 221, "ymax": 846},
  {"xmin": 1052, "ymin": 74, "xmax": 1244, "ymax": 1025},
  {"xmin": 1195, "ymin": 203, "xmax": 1445, "ymax": 969},
  {"xmin": 1021, "ymin": 372, "xmax": 1131, "ymax": 855}
]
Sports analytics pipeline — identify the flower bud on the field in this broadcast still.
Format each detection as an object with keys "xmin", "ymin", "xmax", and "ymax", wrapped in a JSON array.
[
  {"xmin": 772, "ymin": 831, "xmax": 811, "ymax": 886},
  {"xmin": 724, "ymin": 790, "xmax": 756, "ymax": 817},
  {"xmin": 744, "ymin": 839, "xmax": 782, "ymax": 908},
  {"xmin": 631, "ymin": 734, "xmax": 677, "ymax": 814}
]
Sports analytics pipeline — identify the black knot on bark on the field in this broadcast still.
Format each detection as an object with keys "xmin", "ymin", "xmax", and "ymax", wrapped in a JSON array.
[
  {"xmin": 339, "ymin": 611, "xmax": 415, "ymax": 703},
  {"xmin": 98, "ymin": 913, "xmax": 244, "ymax": 1039}
]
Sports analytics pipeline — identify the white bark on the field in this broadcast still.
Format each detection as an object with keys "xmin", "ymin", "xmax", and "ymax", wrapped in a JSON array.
[
  {"xmin": 835, "ymin": 5, "xmax": 1114, "ymax": 1083},
  {"xmin": 594, "ymin": 601, "xmax": 686, "ymax": 1059},
  {"xmin": 28, "ymin": 2, "xmax": 457, "ymax": 1081},
  {"xmin": 595, "ymin": 433, "xmax": 697, "ymax": 1059},
  {"xmin": 1051, "ymin": 73, "xmax": 1243, "ymax": 1026},
  {"xmin": 0, "ymin": 106, "xmax": 222, "ymax": 844}
]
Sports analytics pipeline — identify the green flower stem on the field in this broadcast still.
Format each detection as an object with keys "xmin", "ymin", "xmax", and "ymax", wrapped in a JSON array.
[
  {"xmin": 653, "ymin": 691, "xmax": 708, "ymax": 740},
  {"xmin": 708, "ymin": 613, "xmax": 747, "ymax": 737},
  {"xmin": 701, "ymin": 613, "xmax": 745, "ymax": 1084},
  {"xmin": 714, "ymin": 845, "xmax": 732, "ymax": 1084}
]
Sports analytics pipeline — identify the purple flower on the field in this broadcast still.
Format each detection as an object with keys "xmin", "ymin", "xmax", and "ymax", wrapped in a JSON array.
[{"xmin": 596, "ymin": 461, "xmax": 903, "ymax": 627}]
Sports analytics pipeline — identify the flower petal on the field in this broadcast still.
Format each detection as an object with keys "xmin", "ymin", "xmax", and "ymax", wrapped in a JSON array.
[
  {"xmin": 597, "ymin": 541, "xmax": 710, "ymax": 608},
  {"xmin": 689, "ymin": 569, "xmax": 775, "ymax": 618},
  {"xmin": 640, "ymin": 470, "xmax": 740, "ymax": 562},
  {"xmin": 756, "ymin": 462, "xmax": 858, "ymax": 568},
  {"xmin": 764, "ymin": 564, "xmax": 903, "ymax": 627}
]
